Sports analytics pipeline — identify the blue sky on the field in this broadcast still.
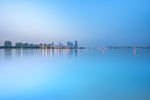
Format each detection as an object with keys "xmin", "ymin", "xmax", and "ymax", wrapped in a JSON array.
[{"xmin": 0, "ymin": 0, "xmax": 150, "ymax": 47}]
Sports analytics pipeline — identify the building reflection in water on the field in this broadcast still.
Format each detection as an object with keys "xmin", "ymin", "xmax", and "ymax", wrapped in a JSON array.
[
  {"xmin": 59, "ymin": 49, "xmax": 63, "ymax": 56},
  {"xmin": 47, "ymin": 49, "xmax": 51, "ymax": 56},
  {"xmin": 54, "ymin": 49, "xmax": 63, "ymax": 56},
  {"xmin": 134, "ymin": 47, "xmax": 136, "ymax": 56},
  {"xmin": 41, "ymin": 48, "xmax": 48, "ymax": 56},
  {"xmin": 16, "ymin": 48, "xmax": 34, "ymax": 57},
  {"xmin": 40, "ymin": 48, "xmax": 78, "ymax": 57},
  {"xmin": 102, "ymin": 48, "xmax": 105, "ymax": 53},
  {"xmin": 51, "ymin": 49, "xmax": 54, "ymax": 56},
  {"xmin": 74, "ymin": 49, "xmax": 78, "ymax": 57},
  {"xmin": 66, "ymin": 49, "xmax": 73, "ymax": 56},
  {"xmin": 4, "ymin": 48, "xmax": 12, "ymax": 58},
  {"xmin": 15, "ymin": 48, "xmax": 37, "ymax": 57},
  {"xmin": 13, "ymin": 48, "xmax": 79, "ymax": 57},
  {"xmin": 15, "ymin": 48, "xmax": 23, "ymax": 57}
]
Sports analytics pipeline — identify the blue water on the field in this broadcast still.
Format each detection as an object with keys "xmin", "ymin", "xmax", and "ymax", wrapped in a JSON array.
[{"xmin": 0, "ymin": 48, "xmax": 150, "ymax": 100}]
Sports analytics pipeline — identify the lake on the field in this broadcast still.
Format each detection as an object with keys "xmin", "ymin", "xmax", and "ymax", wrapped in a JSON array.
[{"xmin": 0, "ymin": 48, "xmax": 150, "ymax": 100}]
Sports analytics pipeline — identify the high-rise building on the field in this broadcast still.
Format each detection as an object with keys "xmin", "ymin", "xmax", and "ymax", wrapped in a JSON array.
[
  {"xmin": 4, "ymin": 41, "xmax": 12, "ymax": 47},
  {"xmin": 15, "ymin": 42, "xmax": 23, "ymax": 47},
  {"xmin": 59, "ymin": 42, "xmax": 63, "ymax": 47},
  {"xmin": 29, "ymin": 44, "xmax": 34, "ymax": 47},
  {"xmin": 43, "ymin": 44, "xmax": 48, "ymax": 47},
  {"xmin": 47, "ymin": 44, "xmax": 51, "ymax": 48},
  {"xmin": 67, "ymin": 41, "xmax": 73, "ymax": 47},
  {"xmin": 39, "ymin": 43, "xmax": 43, "ymax": 47},
  {"xmin": 22, "ymin": 43, "xmax": 28, "ymax": 47},
  {"xmin": 52, "ymin": 42, "xmax": 54, "ymax": 48},
  {"xmin": 74, "ymin": 40, "xmax": 78, "ymax": 48},
  {"xmin": 34, "ymin": 44, "xmax": 40, "ymax": 48},
  {"xmin": 59, "ymin": 42, "xmax": 61, "ymax": 47}
]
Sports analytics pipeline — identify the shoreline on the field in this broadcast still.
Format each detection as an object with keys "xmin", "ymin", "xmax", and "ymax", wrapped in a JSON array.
[
  {"xmin": 0, "ymin": 47, "xmax": 150, "ymax": 49},
  {"xmin": 0, "ymin": 46, "xmax": 87, "ymax": 49}
]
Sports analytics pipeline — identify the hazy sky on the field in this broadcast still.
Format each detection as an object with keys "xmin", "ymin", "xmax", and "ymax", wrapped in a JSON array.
[{"xmin": 0, "ymin": 0, "xmax": 150, "ymax": 47}]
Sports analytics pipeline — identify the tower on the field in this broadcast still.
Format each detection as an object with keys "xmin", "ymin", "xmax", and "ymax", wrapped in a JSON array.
[
  {"xmin": 4, "ymin": 41, "xmax": 12, "ymax": 47},
  {"xmin": 74, "ymin": 40, "xmax": 78, "ymax": 48}
]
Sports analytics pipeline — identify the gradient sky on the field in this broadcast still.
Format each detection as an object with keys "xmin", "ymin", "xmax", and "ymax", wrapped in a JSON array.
[{"xmin": 0, "ymin": 0, "xmax": 150, "ymax": 47}]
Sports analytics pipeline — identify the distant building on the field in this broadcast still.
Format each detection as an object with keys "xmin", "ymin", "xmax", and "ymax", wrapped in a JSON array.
[
  {"xmin": 43, "ymin": 44, "xmax": 47, "ymax": 47},
  {"xmin": 51, "ymin": 42, "xmax": 54, "ymax": 48},
  {"xmin": 4, "ymin": 41, "xmax": 12, "ymax": 47},
  {"xmin": 34, "ymin": 44, "xmax": 41, "ymax": 48},
  {"xmin": 39, "ymin": 43, "xmax": 43, "ymax": 47},
  {"xmin": 59, "ymin": 42, "xmax": 61, "ymax": 47},
  {"xmin": 29, "ymin": 44, "xmax": 34, "ymax": 47},
  {"xmin": 47, "ymin": 44, "xmax": 51, "ymax": 48},
  {"xmin": 59, "ymin": 42, "xmax": 63, "ymax": 47},
  {"xmin": 67, "ymin": 41, "xmax": 73, "ymax": 47},
  {"xmin": 22, "ymin": 43, "xmax": 28, "ymax": 47},
  {"xmin": 74, "ymin": 40, "xmax": 78, "ymax": 48},
  {"xmin": 15, "ymin": 42, "xmax": 23, "ymax": 47}
]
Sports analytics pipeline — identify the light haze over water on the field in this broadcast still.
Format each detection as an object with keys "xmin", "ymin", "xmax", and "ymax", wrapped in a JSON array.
[
  {"xmin": 0, "ymin": 48, "xmax": 150, "ymax": 100},
  {"xmin": 0, "ymin": 0, "xmax": 150, "ymax": 47}
]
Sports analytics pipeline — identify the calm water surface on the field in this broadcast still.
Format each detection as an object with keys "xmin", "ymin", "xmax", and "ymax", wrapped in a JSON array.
[{"xmin": 0, "ymin": 48, "xmax": 150, "ymax": 100}]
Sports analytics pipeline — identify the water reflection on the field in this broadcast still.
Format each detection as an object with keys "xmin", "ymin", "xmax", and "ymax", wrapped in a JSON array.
[
  {"xmin": 41, "ymin": 48, "xmax": 47, "ymax": 56},
  {"xmin": 2, "ymin": 48, "xmax": 144, "ymax": 58},
  {"xmin": 15, "ymin": 48, "xmax": 23, "ymax": 57},
  {"xmin": 102, "ymin": 48, "xmax": 105, "ymax": 53},
  {"xmin": 74, "ymin": 49, "xmax": 78, "ymax": 57},
  {"xmin": 64, "ymin": 49, "xmax": 78, "ymax": 57},
  {"xmin": 134, "ymin": 47, "xmax": 136, "ymax": 56},
  {"xmin": 1, "ymin": 48, "xmax": 150, "ymax": 100},
  {"xmin": 15, "ymin": 48, "xmax": 35, "ymax": 57},
  {"xmin": 51, "ymin": 49, "xmax": 55, "ymax": 56},
  {"xmin": 66, "ymin": 49, "xmax": 73, "ymax": 56},
  {"xmin": 4, "ymin": 49, "xmax": 12, "ymax": 58},
  {"xmin": 14, "ymin": 48, "xmax": 79, "ymax": 57}
]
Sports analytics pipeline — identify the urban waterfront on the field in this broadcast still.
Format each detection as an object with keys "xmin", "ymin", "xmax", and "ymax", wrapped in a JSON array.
[
  {"xmin": 0, "ymin": 48, "xmax": 150, "ymax": 100},
  {"xmin": 0, "ymin": 0, "xmax": 150, "ymax": 100},
  {"xmin": 0, "ymin": 40, "xmax": 85, "ymax": 49}
]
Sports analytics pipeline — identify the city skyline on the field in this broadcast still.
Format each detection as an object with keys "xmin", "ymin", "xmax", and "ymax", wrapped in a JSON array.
[
  {"xmin": 0, "ymin": 1, "xmax": 150, "ymax": 100},
  {"xmin": 1, "ymin": 40, "xmax": 77, "ymax": 46},
  {"xmin": 1, "ymin": 40, "xmax": 81, "ymax": 49},
  {"xmin": 0, "ymin": 0, "xmax": 150, "ymax": 47}
]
